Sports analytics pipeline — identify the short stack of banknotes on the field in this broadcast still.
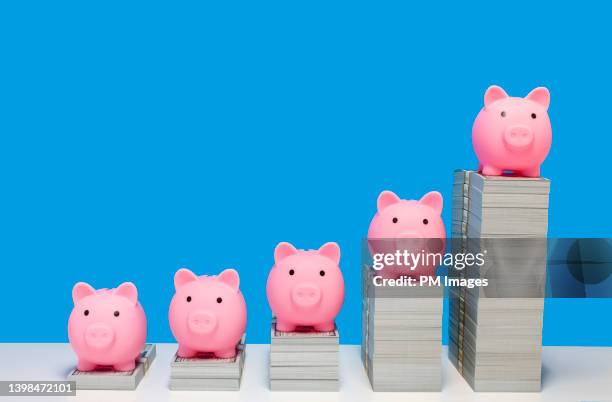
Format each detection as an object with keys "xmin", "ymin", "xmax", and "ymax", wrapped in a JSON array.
[
  {"xmin": 449, "ymin": 170, "xmax": 549, "ymax": 392},
  {"xmin": 68, "ymin": 344, "xmax": 157, "ymax": 390},
  {"xmin": 269, "ymin": 320, "xmax": 339, "ymax": 391},
  {"xmin": 361, "ymin": 266, "xmax": 443, "ymax": 391},
  {"xmin": 169, "ymin": 336, "xmax": 246, "ymax": 391}
]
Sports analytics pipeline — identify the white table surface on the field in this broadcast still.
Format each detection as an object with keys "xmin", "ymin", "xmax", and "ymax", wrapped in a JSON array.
[{"xmin": 1, "ymin": 343, "xmax": 611, "ymax": 402}]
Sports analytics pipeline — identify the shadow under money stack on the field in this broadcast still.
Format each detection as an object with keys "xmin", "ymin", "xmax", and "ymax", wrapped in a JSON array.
[
  {"xmin": 169, "ymin": 336, "xmax": 246, "ymax": 391},
  {"xmin": 269, "ymin": 319, "xmax": 339, "ymax": 391},
  {"xmin": 68, "ymin": 344, "xmax": 157, "ymax": 390},
  {"xmin": 449, "ymin": 170, "xmax": 549, "ymax": 392},
  {"xmin": 361, "ymin": 265, "xmax": 443, "ymax": 391}
]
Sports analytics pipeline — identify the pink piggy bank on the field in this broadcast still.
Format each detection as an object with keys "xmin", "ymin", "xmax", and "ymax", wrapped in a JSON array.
[
  {"xmin": 68, "ymin": 282, "xmax": 147, "ymax": 371},
  {"xmin": 367, "ymin": 190, "xmax": 446, "ymax": 279},
  {"xmin": 169, "ymin": 268, "xmax": 246, "ymax": 358},
  {"xmin": 266, "ymin": 242, "xmax": 344, "ymax": 332},
  {"xmin": 472, "ymin": 85, "xmax": 552, "ymax": 177}
]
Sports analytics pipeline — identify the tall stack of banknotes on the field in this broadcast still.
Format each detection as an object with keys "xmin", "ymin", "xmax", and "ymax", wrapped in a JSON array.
[
  {"xmin": 68, "ymin": 344, "xmax": 156, "ymax": 390},
  {"xmin": 449, "ymin": 170, "xmax": 549, "ymax": 392},
  {"xmin": 169, "ymin": 336, "xmax": 245, "ymax": 391},
  {"xmin": 269, "ymin": 319, "xmax": 339, "ymax": 391},
  {"xmin": 361, "ymin": 265, "xmax": 443, "ymax": 391}
]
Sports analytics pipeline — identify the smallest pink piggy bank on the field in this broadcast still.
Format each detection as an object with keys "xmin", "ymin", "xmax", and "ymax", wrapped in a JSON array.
[
  {"xmin": 472, "ymin": 85, "xmax": 552, "ymax": 177},
  {"xmin": 266, "ymin": 242, "xmax": 345, "ymax": 332},
  {"xmin": 169, "ymin": 268, "xmax": 247, "ymax": 358},
  {"xmin": 68, "ymin": 282, "xmax": 147, "ymax": 372}
]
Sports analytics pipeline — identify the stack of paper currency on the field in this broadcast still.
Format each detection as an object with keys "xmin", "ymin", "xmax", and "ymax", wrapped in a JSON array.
[
  {"xmin": 169, "ymin": 336, "xmax": 246, "ymax": 391},
  {"xmin": 361, "ymin": 266, "xmax": 443, "ymax": 391},
  {"xmin": 449, "ymin": 170, "xmax": 549, "ymax": 392},
  {"xmin": 453, "ymin": 170, "xmax": 550, "ymax": 238},
  {"xmin": 68, "ymin": 344, "xmax": 156, "ymax": 390},
  {"xmin": 269, "ymin": 320, "xmax": 339, "ymax": 391}
]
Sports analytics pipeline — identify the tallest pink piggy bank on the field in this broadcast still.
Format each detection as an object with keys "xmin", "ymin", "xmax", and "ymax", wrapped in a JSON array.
[
  {"xmin": 472, "ymin": 85, "xmax": 552, "ymax": 177},
  {"xmin": 68, "ymin": 282, "xmax": 147, "ymax": 371},
  {"xmin": 267, "ymin": 242, "xmax": 345, "ymax": 332}
]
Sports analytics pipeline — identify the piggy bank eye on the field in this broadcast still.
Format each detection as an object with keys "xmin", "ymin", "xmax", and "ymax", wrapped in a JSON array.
[
  {"xmin": 320, "ymin": 270, "xmax": 326, "ymax": 276},
  {"xmin": 289, "ymin": 269, "xmax": 295, "ymax": 276},
  {"xmin": 531, "ymin": 113, "xmax": 537, "ymax": 119},
  {"xmin": 392, "ymin": 217, "xmax": 398, "ymax": 224},
  {"xmin": 114, "ymin": 311, "xmax": 120, "ymax": 317},
  {"xmin": 186, "ymin": 296, "xmax": 192, "ymax": 303},
  {"xmin": 83, "ymin": 309, "xmax": 89, "ymax": 316},
  {"xmin": 216, "ymin": 297, "xmax": 223, "ymax": 303},
  {"xmin": 500, "ymin": 111, "xmax": 506, "ymax": 117},
  {"xmin": 423, "ymin": 218, "xmax": 429, "ymax": 225}
]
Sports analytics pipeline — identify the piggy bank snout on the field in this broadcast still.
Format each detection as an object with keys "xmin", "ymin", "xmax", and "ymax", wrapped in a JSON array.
[
  {"xmin": 188, "ymin": 310, "xmax": 217, "ymax": 335},
  {"xmin": 291, "ymin": 284, "xmax": 321, "ymax": 307},
  {"xmin": 85, "ymin": 323, "xmax": 115, "ymax": 349},
  {"xmin": 395, "ymin": 235, "xmax": 426, "ymax": 251},
  {"xmin": 397, "ymin": 230, "xmax": 423, "ymax": 239},
  {"xmin": 504, "ymin": 125, "xmax": 534, "ymax": 151}
]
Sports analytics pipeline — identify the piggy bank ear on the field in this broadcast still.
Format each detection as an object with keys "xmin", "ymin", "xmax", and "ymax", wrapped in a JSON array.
[
  {"xmin": 484, "ymin": 85, "xmax": 508, "ymax": 107},
  {"xmin": 526, "ymin": 87, "xmax": 550, "ymax": 110},
  {"xmin": 377, "ymin": 190, "xmax": 401, "ymax": 212},
  {"xmin": 318, "ymin": 242, "xmax": 341, "ymax": 264},
  {"xmin": 217, "ymin": 269, "xmax": 240, "ymax": 291},
  {"xmin": 419, "ymin": 191, "xmax": 443, "ymax": 215},
  {"xmin": 174, "ymin": 268, "xmax": 198, "ymax": 290},
  {"xmin": 72, "ymin": 282, "xmax": 95, "ymax": 304},
  {"xmin": 274, "ymin": 242, "xmax": 298, "ymax": 264},
  {"xmin": 114, "ymin": 282, "xmax": 138, "ymax": 305}
]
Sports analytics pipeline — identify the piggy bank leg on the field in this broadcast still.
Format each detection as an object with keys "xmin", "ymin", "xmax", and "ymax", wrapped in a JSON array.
[
  {"xmin": 275, "ymin": 321, "xmax": 296, "ymax": 332},
  {"xmin": 214, "ymin": 348, "xmax": 237, "ymax": 359},
  {"xmin": 481, "ymin": 165, "xmax": 502, "ymax": 176},
  {"xmin": 314, "ymin": 322, "xmax": 335, "ymax": 332},
  {"xmin": 114, "ymin": 360, "xmax": 136, "ymax": 372},
  {"xmin": 177, "ymin": 344, "xmax": 198, "ymax": 358},
  {"xmin": 77, "ymin": 359, "xmax": 97, "ymax": 371},
  {"xmin": 521, "ymin": 166, "xmax": 540, "ymax": 177}
]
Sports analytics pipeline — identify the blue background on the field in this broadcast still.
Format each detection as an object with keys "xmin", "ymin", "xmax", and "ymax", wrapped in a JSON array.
[{"xmin": 1, "ymin": 1, "xmax": 611, "ymax": 346}]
